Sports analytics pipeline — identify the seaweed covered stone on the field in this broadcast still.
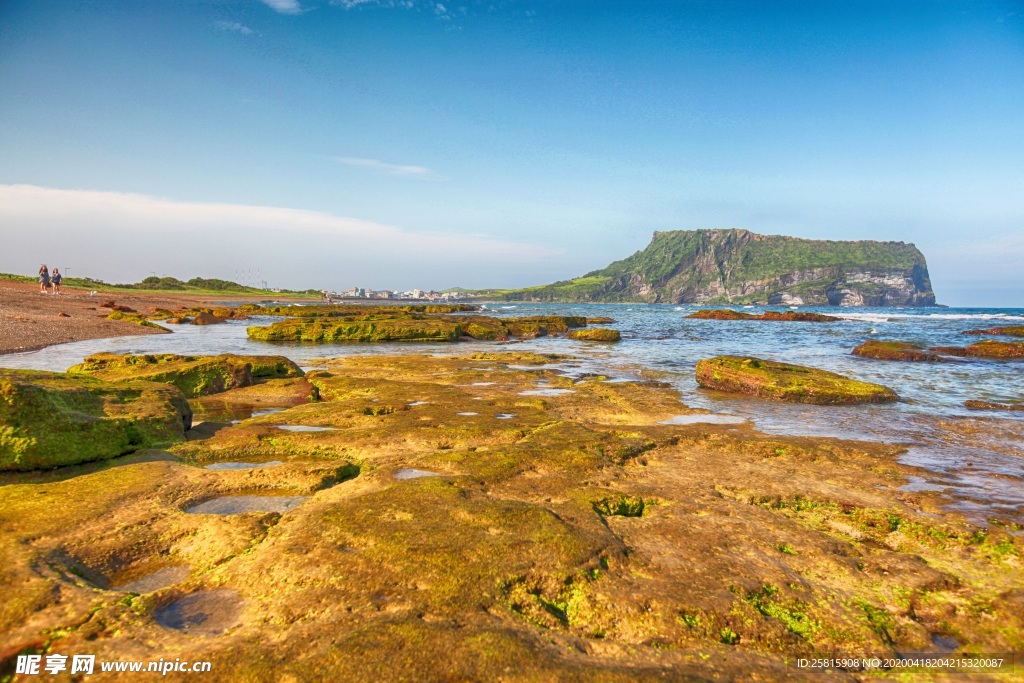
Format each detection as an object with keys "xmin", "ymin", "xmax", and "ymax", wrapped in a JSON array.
[
  {"xmin": 852, "ymin": 340, "xmax": 943, "ymax": 362},
  {"xmin": 68, "ymin": 353, "xmax": 304, "ymax": 397},
  {"xmin": 0, "ymin": 369, "xmax": 191, "ymax": 471},
  {"xmin": 688, "ymin": 309, "xmax": 842, "ymax": 322},
  {"xmin": 248, "ymin": 318, "xmax": 464, "ymax": 343},
  {"xmin": 929, "ymin": 340, "xmax": 1024, "ymax": 359},
  {"xmin": 962, "ymin": 326, "xmax": 1024, "ymax": 337},
  {"xmin": 247, "ymin": 313, "xmax": 589, "ymax": 344},
  {"xmin": 695, "ymin": 356, "xmax": 898, "ymax": 404},
  {"xmin": 567, "ymin": 328, "xmax": 622, "ymax": 342}
]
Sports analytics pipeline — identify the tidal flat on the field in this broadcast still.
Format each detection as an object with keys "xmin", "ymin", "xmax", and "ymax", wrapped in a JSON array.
[
  {"xmin": 1, "ymin": 301, "xmax": 1022, "ymax": 680},
  {"xmin": 1, "ymin": 345, "xmax": 1022, "ymax": 680}
]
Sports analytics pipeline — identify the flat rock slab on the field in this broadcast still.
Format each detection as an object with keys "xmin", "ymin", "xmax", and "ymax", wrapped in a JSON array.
[
  {"xmin": 276, "ymin": 425, "xmax": 338, "ymax": 432},
  {"xmin": 696, "ymin": 355, "xmax": 899, "ymax": 405},
  {"xmin": 155, "ymin": 588, "xmax": 243, "ymax": 635},
  {"xmin": 187, "ymin": 495, "xmax": 307, "ymax": 514}
]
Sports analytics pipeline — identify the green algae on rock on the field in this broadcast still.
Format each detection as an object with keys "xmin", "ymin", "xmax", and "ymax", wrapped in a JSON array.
[
  {"xmin": 964, "ymin": 400, "xmax": 1024, "ymax": 411},
  {"xmin": 688, "ymin": 309, "xmax": 842, "ymax": 322},
  {"xmin": 0, "ymin": 369, "xmax": 191, "ymax": 471},
  {"xmin": 248, "ymin": 318, "xmax": 464, "ymax": 343},
  {"xmin": 247, "ymin": 313, "xmax": 589, "ymax": 344},
  {"xmin": 68, "ymin": 353, "xmax": 304, "ymax": 398},
  {"xmin": 696, "ymin": 356, "xmax": 899, "ymax": 404},
  {"xmin": 929, "ymin": 340, "xmax": 1024, "ymax": 359},
  {"xmin": 962, "ymin": 326, "xmax": 1024, "ymax": 337},
  {"xmin": 105, "ymin": 310, "xmax": 172, "ymax": 332},
  {"xmin": 852, "ymin": 340, "xmax": 944, "ymax": 362},
  {"xmin": 567, "ymin": 328, "xmax": 622, "ymax": 342}
]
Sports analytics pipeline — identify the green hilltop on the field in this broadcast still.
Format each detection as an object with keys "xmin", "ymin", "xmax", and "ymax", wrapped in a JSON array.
[{"xmin": 488, "ymin": 229, "xmax": 936, "ymax": 306}]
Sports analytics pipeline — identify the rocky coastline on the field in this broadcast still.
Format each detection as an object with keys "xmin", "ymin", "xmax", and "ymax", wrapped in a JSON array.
[{"xmin": 1, "ymin": 298, "xmax": 1021, "ymax": 680}]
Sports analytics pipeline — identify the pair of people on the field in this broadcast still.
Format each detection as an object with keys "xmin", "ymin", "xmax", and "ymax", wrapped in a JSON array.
[{"xmin": 38, "ymin": 265, "xmax": 63, "ymax": 294}]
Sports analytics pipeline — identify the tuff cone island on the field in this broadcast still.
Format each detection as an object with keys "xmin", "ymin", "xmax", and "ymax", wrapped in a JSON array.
[{"xmin": 1, "ymin": 303, "xmax": 1021, "ymax": 681}]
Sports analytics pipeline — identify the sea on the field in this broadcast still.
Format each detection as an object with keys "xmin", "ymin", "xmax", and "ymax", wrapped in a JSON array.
[{"xmin": 2, "ymin": 303, "xmax": 1021, "ymax": 526}]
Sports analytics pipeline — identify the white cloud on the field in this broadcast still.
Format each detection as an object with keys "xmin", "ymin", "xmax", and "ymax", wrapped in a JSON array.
[
  {"xmin": 0, "ymin": 185, "xmax": 561, "ymax": 290},
  {"xmin": 215, "ymin": 21, "xmax": 254, "ymax": 35},
  {"xmin": 334, "ymin": 157, "xmax": 433, "ymax": 177},
  {"xmin": 258, "ymin": 0, "xmax": 302, "ymax": 15}
]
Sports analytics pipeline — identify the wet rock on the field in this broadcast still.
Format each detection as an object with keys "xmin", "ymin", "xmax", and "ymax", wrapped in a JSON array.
[
  {"xmin": 696, "ymin": 355, "xmax": 899, "ymax": 404},
  {"xmin": 190, "ymin": 311, "xmax": 224, "ymax": 325},
  {"xmin": 247, "ymin": 310, "xmax": 588, "ymax": 344},
  {"xmin": 0, "ymin": 369, "xmax": 191, "ymax": 471},
  {"xmin": 930, "ymin": 340, "xmax": 1024, "ymax": 359},
  {"xmin": 964, "ymin": 400, "xmax": 1024, "ymax": 412},
  {"xmin": 68, "ymin": 353, "xmax": 304, "ymax": 398},
  {"xmin": 962, "ymin": 326, "xmax": 1024, "ymax": 337},
  {"xmin": 688, "ymin": 309, "xmax": 843, "ymax": 322},
  {"xmin": 249, "ymin": 318, "xmax": 464, "ymax": 343},
  {"xmin": 852, "ymin": 340, "xmax": 944, "ymax": 362},
  {"xmin": 567, "ymin": 328, "xmax": 622, "ymax": 342}
]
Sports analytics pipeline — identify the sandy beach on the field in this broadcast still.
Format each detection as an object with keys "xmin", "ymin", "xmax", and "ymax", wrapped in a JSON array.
[{"xmin": 0, "ymin": 278, "xmax": 317, "ymax": 355}]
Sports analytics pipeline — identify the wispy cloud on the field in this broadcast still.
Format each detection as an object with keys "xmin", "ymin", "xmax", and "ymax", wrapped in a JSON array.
[
  {"xmin": 215, "ymin": 21, "xmax": 254, "ymax": 35},
  {"xmin": 334, "ymin": 157, "xmax": 433, "ymax": 177},
  {"xmin": 258, "ymin": 0, "xmax": 302, "ymax": 15},
  {"xmin": 0, "ymin": 185, "xmax": 560, "ymax": 289}
]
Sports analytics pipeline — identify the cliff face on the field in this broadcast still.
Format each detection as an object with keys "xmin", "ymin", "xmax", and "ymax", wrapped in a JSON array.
[{"xmin": 506, "ymin": 229, "xmax": 937, "ymax": 306}]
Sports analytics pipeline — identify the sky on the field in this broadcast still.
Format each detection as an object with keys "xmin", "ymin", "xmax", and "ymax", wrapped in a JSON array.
[{"xmin": 0, "ymin": 0, "xmax": 1021, "ymax": 305}]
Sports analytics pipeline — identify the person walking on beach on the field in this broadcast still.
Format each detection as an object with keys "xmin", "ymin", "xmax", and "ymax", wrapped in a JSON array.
[
  {"xmin": 38, "ymin": 265, "xmax": 50, "ymax": 294},
  {"xmin": 51, "ymin": 268, "xmax": 63, "ymax": 295}
]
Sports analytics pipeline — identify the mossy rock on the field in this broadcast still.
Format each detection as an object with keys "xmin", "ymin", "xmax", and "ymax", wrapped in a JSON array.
[
  {"xmin": 759, "ymin": 311, "xmax": 842, "ymax": 322},
  {"xmin": 688, "ymin": 309, "xmax": 841, "ymax": 322},
  {"xmin": 248, "ymin": 318, "xmax": 463, "ymax": 343},
  {"xmin": 930, "ymin": 340, "xmax": 1024, "ymax": 359},
  {"xmin": 852, "ymin": 340, "xmax": 943, "ymax": 362},
  {"xmin": 105, "ymin": 310, "xmax": 171, "ymax": 331},
  {"xmin": 568, "ymin": 328, "xmax": 622, "ymax": 342},
  {"xmin": 964, "ymin": 400, "xmax": 1024, "ymax": 411},
  {"xmin": 695, "ymin": 356, "xmax": 898, "ymax": 405},
  {"xmin": 962, "ymin": 326, "xmax": 1024, "ymax": 337},
  {"xmin": 191, "ymin": 311, "xmax": 224, "ymax": 325},
  {"xmin": 0, "ymin": 369, "xmax": 191, "ymax": 471},
  {"xmin": 688, "ymin": 309, "xmax": 754, "ymax": 320},
  {"xmin": 68, "ymin": 353, "xmax": 303, "ymax": 397}
]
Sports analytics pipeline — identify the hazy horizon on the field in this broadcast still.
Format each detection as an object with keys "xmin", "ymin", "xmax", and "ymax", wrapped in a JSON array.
[{"xmin": 1, "ymin": 1, "xmax": 1022, "ymax": 306}]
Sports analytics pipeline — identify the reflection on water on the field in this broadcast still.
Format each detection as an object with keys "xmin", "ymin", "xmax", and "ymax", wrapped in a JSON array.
[
  {"xmin": 187, "ymin": 495, "xmax": 307, "ymax": 514},
  {"xmin": 2, "ymin": 304, "xmax": 1021, "ymax": 522}
]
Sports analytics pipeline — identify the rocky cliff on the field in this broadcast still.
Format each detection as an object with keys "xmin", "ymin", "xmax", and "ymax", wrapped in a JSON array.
[{"xmin": 503, "ymin": 229, "xmax": 937, "ymax": 306}]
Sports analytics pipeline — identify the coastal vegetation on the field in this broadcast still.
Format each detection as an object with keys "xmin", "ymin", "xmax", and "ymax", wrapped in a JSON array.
[{"xmin": 0, "ymin": 273, "xmax": 320, "ymax": 297}]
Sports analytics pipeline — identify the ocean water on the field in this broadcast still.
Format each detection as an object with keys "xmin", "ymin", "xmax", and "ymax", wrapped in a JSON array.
[{"xmin": 2, "ymin": 304, "xmax": 1021, "ymax": 523}]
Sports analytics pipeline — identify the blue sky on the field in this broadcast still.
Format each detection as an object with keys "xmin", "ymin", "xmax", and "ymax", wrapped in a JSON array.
[{"xmin": 0, "ymin": 0, "xmax": 1021, "ymax": 305}]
